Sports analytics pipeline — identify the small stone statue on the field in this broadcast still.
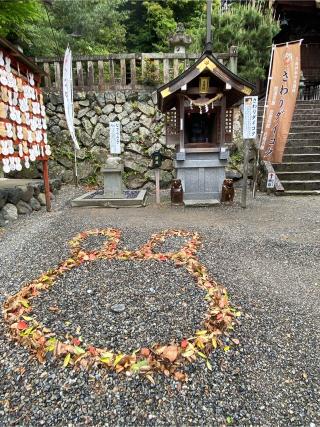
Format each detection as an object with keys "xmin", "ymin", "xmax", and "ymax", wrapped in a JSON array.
[
  {"xmin": 171, "ymin": 179, "xmax": 183, "ymax": 205},
  {"xmin": 221, "ymin": 179, "xmax": 234, "ymax": 203}
]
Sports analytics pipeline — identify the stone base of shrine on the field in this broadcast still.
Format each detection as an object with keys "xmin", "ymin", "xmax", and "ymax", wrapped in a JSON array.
[{"xmin": 71, "ymin": 189, "xmax": 147, "ymax": 208}]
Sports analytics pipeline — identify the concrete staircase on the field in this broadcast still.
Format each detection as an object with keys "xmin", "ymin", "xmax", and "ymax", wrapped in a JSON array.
[{"xmin": 259, "ymin": 100, "xmax": 320, "ymax": 195}]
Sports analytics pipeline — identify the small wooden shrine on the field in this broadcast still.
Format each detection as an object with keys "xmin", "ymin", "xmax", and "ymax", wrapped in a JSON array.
[{"xmin": 157, "ymin": 45, "xmax": 254, "ymax": 205}]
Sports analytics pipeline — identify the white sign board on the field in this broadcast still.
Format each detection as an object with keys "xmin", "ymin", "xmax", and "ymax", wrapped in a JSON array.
[
  {"xmin": 109, "ymin": 122, "xmax": 121, "ymax": 154},
  {"xmin": 243, "ymin": 96, "xmax": 258, "ymax": 139},
  {"xmin": 267, "ymin": 172, "xmax": 276, "ymax": 188}
]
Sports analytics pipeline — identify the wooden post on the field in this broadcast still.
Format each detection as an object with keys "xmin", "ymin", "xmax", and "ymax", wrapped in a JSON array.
[
  {"xmin": 42, "ymin": 160, "xmax": 51, "ymax": 212},
  {"xmin": 155, "ymin": 169, "xmax": 160, "ymax": 205},
  {"xmin": 241, "ymin": 139, "xmax": 250, "ymax": 208}
]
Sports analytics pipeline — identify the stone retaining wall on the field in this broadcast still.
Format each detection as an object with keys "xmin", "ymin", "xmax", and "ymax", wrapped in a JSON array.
[
  {"xmin": 44, "ymin": 90, "xmax": 175, "ymax": 189},
  {"xmin": 0, "ymin": 180, "xmax": 61, "ymax": 227}
]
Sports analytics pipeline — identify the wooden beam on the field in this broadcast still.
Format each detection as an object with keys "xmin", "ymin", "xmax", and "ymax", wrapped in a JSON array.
[
  {"xmin": 76, "ymin": 61, "xmax": 84, "ymax": 87},
  {"xmin": 54, "ymin": 61, "xmax": 61, "ymax": 91},
  {"xmin": 98, "ymin": 60, "xmax": 105, "ymax": 91},
  {"xmin": 120, "ymin": 58, "xmax": 126, "ymax": 87}
]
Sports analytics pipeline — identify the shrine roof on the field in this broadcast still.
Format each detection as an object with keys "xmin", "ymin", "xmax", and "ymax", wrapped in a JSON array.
[{"xmin": 157, "ymin": 49, "xmax": 255, "ymax": 112}]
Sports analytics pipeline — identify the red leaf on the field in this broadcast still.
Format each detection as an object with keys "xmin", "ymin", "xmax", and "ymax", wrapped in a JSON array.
[
  {"xmin": 72, "ymin": 338, "xmax": 81, "ymax": 346},
  {"xmin": 181, "ymin": 339, "xmax": 188, "ymax": 349},
  {"xmin": 88, "ymin": 346, "xmax": 98, "ymax": 356},
  {"xmin": 216, "ymin": 313, "xmax": 223, "ymax": 320},
  {"xmin": 17, "ymin": 320, "xmax": 28, "ymax": 330}
]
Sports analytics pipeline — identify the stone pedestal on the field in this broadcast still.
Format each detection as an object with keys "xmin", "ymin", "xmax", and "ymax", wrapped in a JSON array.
[{"xmin": 101, "ymin": 157, "xmax": 124, "ymax": 199}]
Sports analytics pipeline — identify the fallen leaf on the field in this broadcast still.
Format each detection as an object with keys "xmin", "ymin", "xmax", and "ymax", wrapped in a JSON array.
[
  {"xmin": 74, "ymin": 346, "xmax": 85, "ymax": 355},
  {"xmin": 146, "ymin": 374, "xmax": 155, "ymax": 384},
  {"xmin": 72, "ymin": 338, "xmax": 81, "ymax": 346},
  {"xmin": 181, "ymin": 339, "xmax": 188, "ymax": 349},
  {"xmin": 17, "ymin": 320, "xmax": 28, "ymax": 330},
  {"xmin": 174, "ymin": 371, "xmax": 187, "ymax": 381},
  {"xmin": 231, "ymin": 338, "xmax": 240, "ymax": 345},
  {"xmin": 162, "ymin": 345, "xmax": 178, "ymax": 362},
  {"xmin": 206, "ymin": 360, "xmax": 212, "ymax": 371},
  {"xmin": 63, "ymin": 353, "xmax": 71, "ymax": 368},
  {"xmin": 140, "ymin": 348, "xmax": 150, "ymax": 357}
]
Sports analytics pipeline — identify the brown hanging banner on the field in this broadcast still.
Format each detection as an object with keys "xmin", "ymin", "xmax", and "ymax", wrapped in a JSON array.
[{"xmin": 260, "ymin": 41, "xmax": 302, "ymax": 163}]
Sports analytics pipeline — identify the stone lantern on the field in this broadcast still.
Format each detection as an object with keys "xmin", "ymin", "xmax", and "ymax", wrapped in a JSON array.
[{"xmin": 169, "ymin": 23, "xmax": 192, "ymax": 54}]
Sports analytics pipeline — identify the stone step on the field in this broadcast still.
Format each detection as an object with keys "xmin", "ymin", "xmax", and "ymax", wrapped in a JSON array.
[
  {"xmin": 287, "ymin": 139, "xmax": 320, "ymax": 146},
  {"xmin": 276, "ymin": 171, "xmax": 320, "ymax": 181},
  {"xmin": 281, "ymin": 180, "xmax": 320, "ymax": 191},
  {"xmin": 276, "ymin": 189, "xmax": 320, "ymax": 196},
  {"xmin": 184, "ymin": 199, "xmax": 220, "ymax": 207},
  {"xmin": 287, "ymin": 132, "xmax": 320, "ymax": 140},
  {"xmin": 282, "ymin": 153, "xmax": 320, "ymax": 162},
  {"xmin": 273, "ymin": 162, "xmax": 320, "ymax": 172},
  {"xmin": 290, "ymin": 126, "xmax": 320, "ymax": 132},
  {"xmin": 285, "ymin": 146, "xmax": 320, "ymax": 154}
]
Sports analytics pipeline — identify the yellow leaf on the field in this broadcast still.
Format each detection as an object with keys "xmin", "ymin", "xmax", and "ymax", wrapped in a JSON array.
[
  {"xmin": 181, "ymin": 349, "xmax": 194, "ymax": 358},
  {"xmin": 197, "ymin": 351, "xmax": 207, "ymax": 359},
  {"xmin": 19, "ymin": 299, "xmax": 29, "ymax": 308},
  {"xmin": 196, "ymin": 330, "xmax": 208, "ymax": 336},
  {"xmin": 223, "ymin": 346, "xmax": 230, "ymax": 352},
  {"xmin": 212, "ymin": 337, "xmax": 217, "ymax": 349},
  {"xmin": 22, "ymin": 316, "xmax": 33, "ymax": 321},
  {"xmin": 63, "ymin": 353, "xmax": 71, "ymax": 368},
  {"xmin": 101, "ymin": 351, "xmax": 113, "ymax": 359},
  {"xmin": 206, "ymin": 360, "xmax": 212, "ymax": 371},
  {"xmin": 113, "ymin": 354, "xmax": 124, "ymax": 366}
]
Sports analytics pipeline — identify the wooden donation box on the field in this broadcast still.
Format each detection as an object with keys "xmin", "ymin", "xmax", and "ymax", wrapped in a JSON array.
[{"xmin": 157, "ymin": 49, "xmax": 254, "ymax": 206}]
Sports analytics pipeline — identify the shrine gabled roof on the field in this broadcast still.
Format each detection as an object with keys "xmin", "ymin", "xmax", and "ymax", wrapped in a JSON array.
[{"xmin": 157, "ymin": 49, "xmax": 255, "ymax": 112}]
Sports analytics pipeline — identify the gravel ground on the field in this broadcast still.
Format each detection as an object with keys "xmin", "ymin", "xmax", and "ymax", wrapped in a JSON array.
[
  {"xmin": 31, "ymin": 259, "xmax": 207, "ymax": 351},
  {"xmin": 0, "ymin": 186, "xmax": 319, "ymax": 426}
]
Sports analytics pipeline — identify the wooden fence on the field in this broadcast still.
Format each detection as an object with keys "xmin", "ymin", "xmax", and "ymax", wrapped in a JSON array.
[{"xmin": 35, "ymin": 48, "xmax": 238, "ymax": 92}]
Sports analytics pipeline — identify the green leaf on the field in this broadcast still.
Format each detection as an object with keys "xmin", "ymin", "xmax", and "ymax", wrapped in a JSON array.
[
  {"xmin": 74, "ymin": 346, "xmax": 85, "ymax": 355},
  {"xmin": 131, "ymin": 359, "xmax": 149, "ymax": 372}
]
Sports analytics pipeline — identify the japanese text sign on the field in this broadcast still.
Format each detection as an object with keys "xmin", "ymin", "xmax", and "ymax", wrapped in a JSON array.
[
  {"xmin": 109, "ymin": 121, "xmax": 121, "ymax": 154},
  {"xmin": 260, "ymin": 42, "xmax": 301, "ymax": 163},
  {"xmin": 243, "ymin": 96, "xmax": 258, "ymax": 139}
]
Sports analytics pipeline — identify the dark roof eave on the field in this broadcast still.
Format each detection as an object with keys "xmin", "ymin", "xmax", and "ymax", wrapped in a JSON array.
[{"xmin": 0, "ymin": 38, "xmax": 45, "ymax": 76}]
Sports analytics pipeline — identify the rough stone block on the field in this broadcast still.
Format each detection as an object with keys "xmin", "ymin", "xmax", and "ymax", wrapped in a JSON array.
[
  {"xmin": 7, "ymin": 187, "xmax": 23, "ymax": 205},
  {"xmin": 0, "ymin": 189, "xmax": 8, "ymax": 209},
  {"xmin": 2, "ymin": 203, "xmax": 18, "ymax": 221},
  {"xmin": 20, "ymin": 185, "xmax": 34, "ymax": 202},
  {"xmin": 17, "ymin": 200, "xmax": 32, "ymax": 215},
  {"xmin": 29, "ymin": 197, "xmax": 42, "ymax": 211}
]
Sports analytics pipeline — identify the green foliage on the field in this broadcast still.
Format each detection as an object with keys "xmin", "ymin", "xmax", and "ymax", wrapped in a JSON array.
[
  {"xmin": 23, "ymin": 0, "xmax": 127, "ymax": 56},
  {"xmin": 0, "ymin": 0, "xmax": 42, "ymax": 42},
  {"xmin": 211, "ymin": 3, "xmax": 279, "ymax": 81},
  {"xmin": 2, "ymin": 0, "xmax": 278, "ymax": 83}
]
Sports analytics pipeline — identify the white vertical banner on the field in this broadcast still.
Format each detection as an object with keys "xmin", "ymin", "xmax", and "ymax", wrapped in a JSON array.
[
  {"xmin": 243, "ymin": 96, "xmax": 258, "ymax": 139},
  {"xmin": 63, "ymin": 46, "xmax": 80, "ymax": 150}
]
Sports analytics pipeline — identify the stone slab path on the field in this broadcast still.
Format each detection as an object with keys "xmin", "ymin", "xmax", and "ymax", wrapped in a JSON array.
[{"xmin": 0, "ymin": 187, "xmax": 319, "ymax": 426}]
